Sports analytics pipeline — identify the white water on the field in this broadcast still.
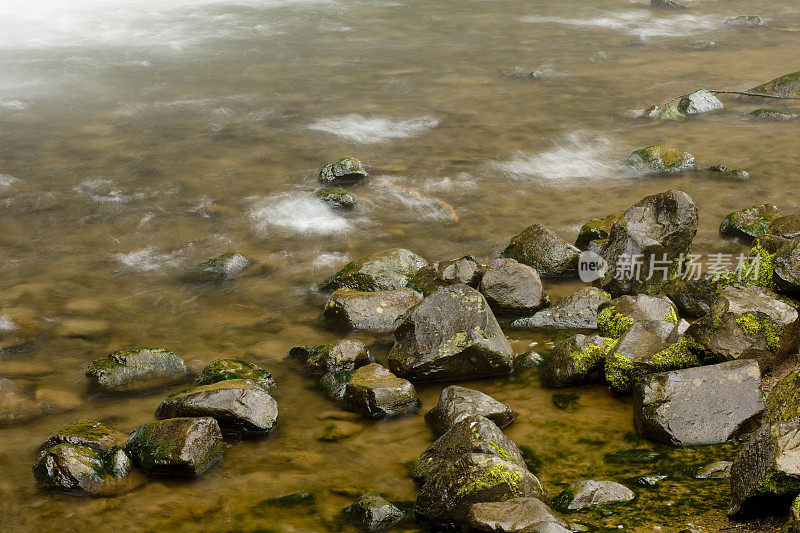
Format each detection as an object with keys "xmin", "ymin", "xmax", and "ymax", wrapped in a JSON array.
[
  {"xmin": 249, "ymin": 194, "xmax": 353, "ymax": 235},
  {"xmin": 308, "ymin": 114, "xmax": 439, "ymax": 143}
]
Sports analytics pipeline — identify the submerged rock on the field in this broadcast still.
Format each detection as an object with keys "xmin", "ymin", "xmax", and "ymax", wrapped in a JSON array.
[
  {"xmin": 193, "ymin": 359, "xmax": 275, "ymax": 390},
  {"xmin": 707, "ymin": 165, "xmax": 749, "ymax": 181},
  {"xmin": 321, "ymin": 288, "xmax": 423, "ymax": 333},
  {"xmin": 182, "ymin": 252, "xmax": 250, "ymax": 283},
  {"xmin": 41, "ymin": 419, "xmax": 128, "ymax": 454},
  {"xmin": 344, "ymin": 492, "xmax": 405, "ymax": 531},
  {"xmin": 127, "ymin": 417, "xmax": 224, "ymax": 477},
  {"xmin": 720, "ymin": 204, "xmax": 781, "ymax": 242},
  {"xmin": 32, "ymin": 443, "xmax": 133, "ymax": 496},
  {"xmin": 678, "ymin": 90, "xmax": 724, "ymax": 115},
  {"xmin": 512, "ymin": 287, "xmax": 611, "ymax": 330},
  {"xmin": 479, "ymin": 258, "xmax": 549, "ymax": 315},
  {"xmin": 155, "ymin": 379, "xmax": 278, "ymax": 434},
  {"xmin": 388, "ymin": 285, "xmax": 515, "ymax": 382},
  {"xmin": 501, "ymin": 224, "xmax": 580, "ymax": 277},
  {"xmin": 315, "ymin": 187, "xmax": 355, "ymax": 209},
  {"xmin": 319, "ymin": 248, "xmax": 427, "ymax": 292},
  {"xmin": 425, "ymin": 385, "xmax": 517, "ymax": 436},
  {"xmin": 625, "ymin": 147, "xmax": 696, "ymax": 175},
  {"xmin": 726, "ymin": 15, "xmax": 765, "ymax": 27},
  {"xmin": 695, "ymin": 461, "xmax": 733, "ymax": 479},
  {"xmin": 319, "ymin": 156, "xmax": 369, "ymax": 185},
  {"xmin": 749, "ymin": 108, "xmax": 799, "ymax": 120},
  {"xmin": 341, "ymin": 363, "xmax": 419, "ymax": 418},
  {"xmin": 541, "ymin": 334, "xmax": 612, "ymax": 387},
  {"xmin": 552, "ymin": 480, "xmax": 635, "ymax": 511},
  {"xmin": 410, "ymin": 255, "xmax": 484, "ymax": 296},
  {"xmin": 633, "ymin": 360, "xmax": 764, "ymax": 445},
  {"xmin": 289, "ymin": 340, "xmax": 374, "ymax": 378},
  {"xmin": 467, "ymin": 497, "xmax": 567, "ymax": 532},
  {"xmin": 0, "ymin": 377, "xmax": 42, "ymax": 426},
  {"xmin": 85, "ymin": 347, "xmax": 188, "ymax": 392},
  {"xmin": 749, "ymin": 71, "xmax": 800, "ymax": 99}
]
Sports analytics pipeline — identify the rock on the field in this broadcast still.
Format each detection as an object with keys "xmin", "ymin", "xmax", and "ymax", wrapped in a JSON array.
[
  {"xmin": 575, "ymin": 214, "xmax": 621, "ymax": 250},
  {"xmin": 182, "ymin": 252, "xmax": 250, "ymax": 283},
  {"xmin": 344, "ymin": 492, "xmax": 405, "ymax": 531},
  {"xmin": 772, "ymin": 238, "xmax": 800, "ymax": 293},
  {"xmin": 425, "ymin": 385, "xmax": 517, "ymax": 436},
  {"xmin": 599, "ymin": 190, "xmax": 698, "ymax": 295},
  {"xmin": 749, "ymin": 71, "xmax": 800, "ymax": 99},
  {"xmin": 57, "ymin": 318, "xmax": 110, "ymax": 339},
  {"xmin": 501, "ymin": 224, "xmax": 580, "ymax": 277},
  {"xmin": 41, "ymin": 419, "xmax": 128, "ymax": 454},
  {"xmin": 625, "ymin": 147, "xmax": 696, "ymax": 175},
  {"xmin": 678, "ymin": 90, "xmax": 724, "ymax": 115},
  {"xmin": 319, "ymin": 248, "xmax": 427, "ymax": 292},
  {"xmin": 0, "ymin": 308, "xmax": 45, "ymax": 353},
  {"xmin": 511, "ymin": 287, "xmax": 611, "ymax": 330},
  {"xmin": 340, "ymin": 363, "xmax": 419, "ymax": 418},
  {"xmin": 720, "ymin": 204, "xmax": 781, "ymax": 242},
  {"xmin": 749, "ymin": 108, "xmax": 799, "ymax": 120},
  {"xmin": 318, "ymin": 370, "xmax": 356, "ymax": 403},
  {"xmin": 635, "ymin": 474, "xmax": 667, "ymax": 487},
  {"xmin": 514, "ymin": 351, "xmax": 544, "ymax": 370},
  {"xmin": 728, "ymin": 421, "xmax": 800, "ymax": 517},
  {"xmin": 127, "ymin": 417, "xmax": 224, "ymax": 477},
  {"xmin": 85, "ymin": 347, "xmax": 188, "ymax": 392},
  {"xmin": 707, "ymin": 166, "xmax": 750, "ymax": 181},
  {"xmin": 686, "ymin": 285, "xmax": 800, "ymax": 365},
  {"xmin": 726, "ymin": 16, "xmax": 765, "ymax": 27},
  {"xmin": 388, "ymin": 285, "xmax": 515, "ymax": 382},
  {"xmin": 541, "ymin": 334, "xmax": 612, "ymax": 387},
  {"xmin": 412, "ymin": 415, "xmax": 526, "ymax": 484},
  {"xmin": 660, "ymin": 277, "xmax": 718, "ymax": 318},
  {"xmin": 695, "ymin": 461, "xmax": 733, "ymax": 479},
  {"xmin": 0, "ymin": 377, "xmax": 42, "ymax": 426},
  {"xmin": 467, "ymin": 497, "xmax": 567, "ymax": 532},
  {"xmin": 633, "ymin": 360, "xmax": 764, "ymax": 445},
  {"xmin": 415, "ymin": 452, "xmax": 545, "ymax": 530},
  {"xmin": 32, "ymin": 443, "xmax": 132, "ymax": 495},
  {"xmin": 762, "ymin": 369, "xmax": 800, "ymax": 425},
  {"xmin": 35, "ymin": 388, "xmax": 83, "ymax": 413},
  {"xmin": 288, "ymin": 340, "xmax": 374, "ymax": 378},
  {"xmin": 319, "ymin": 156, "xmax": 369, "ymax": 185},
  {"xmin": 768, "ymin": 214, "xmax": 800, "ymax": 239},
  {"xmin": 155, "ymin": 379, "xmax": 278, "ymax": 434},
  {"xmin": 479, "ymin": 258, "xmax": 549, "ymax": 315},
  {"xmin": 317, "ymin": 420, "xmax": 363, "ymax": 442},
  {"xmin": 315, "ymin": 187, "xmax": 355, "ymax": 209},
  {"xmin": 193, "ymin": 359, "xmax": 275, "ymax": 390},
  {"xmin": 410, "ymin": 255, "xmax": 484, "ymax": 296},
  {"xmin": 597, "ymin": 294, "xmax": 679, "ymax": 339},
  {"xmin": 552, "ymin": 480, "xmax": 635, "ymax": 511},
  {"xmin": 651, "ymin": 0, "xmax": 687, "ymax": 9},
  {"xmin": 644, "ymin": 105, "xmax": 685, "ymax": 121},
  {"xmin": 321, "ymin": 288, "xmax": 423, "ymax": 333}
]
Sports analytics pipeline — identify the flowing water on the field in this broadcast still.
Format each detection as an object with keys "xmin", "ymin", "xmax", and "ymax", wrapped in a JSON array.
[{"xmin": 1, "ymin": 0, "xmax": 799, "ymax": 530}]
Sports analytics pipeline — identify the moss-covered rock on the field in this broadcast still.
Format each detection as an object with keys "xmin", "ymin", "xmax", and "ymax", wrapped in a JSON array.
[
  {"xmin": 340, "ymin": 363, "xmax": 419, "ymax": 418},
  {"xmin": 694, "ymin": 460, "xmax": 733, "ymax": 479},
  {"xmin": 193, "ymin": 359, "xmax": 275, "ymax": 390},
  {"xmin": 319, "ymin": 248, "xmax": 427, "ymax": 292},
  {"xmin": 748, "ymin": 108, "xmax": 799, "ymax": 120},
  {"xmin": 625, "ymin": 147, "xmax": 696, "ymax": 175},
  {"xmin": 772, "ymin": 238, "xmax": 800, "ymax": 294},
  {"xmin": 678, "ymin": 89, "xmax": 724, "ymax": 115},
  {"xmin": 32, "ymin": 443, "xmax": 135, "ymax": 496},
  {"xmin": 706, "ymin": 164, "xmax": 749, "ymax": 181},
  {"xmin": 749, "ymin": 71, "xmax": 800, "ymax": 99},
  {"xmin": 409, "ymin": 255, "xmax": 483, "ymax": 296},
  {"xmin": 720, "ymin": 204, "xmax": 781, "ymax": 242},
  {"xmin": 344, "ymin": 492, "xmax": 405, "ymax": 531},
  {"xmin": 575, "ymin": 214, "xmax": 621, "ymax": 250},
  {"xmin": 644, "ymin": 105, "xmax": 686, "ymax": 120},
  {"xmin": 501, "ymin": 224, "xmax": 580, "ymax": 277},
  {"xmin": 288, "ymin": 340, "xmax": 374, "ymax": 378},
  {"xmin": 769, "ymin": 214, "xmax": 800, "ymax": 239},
  {"xmin": 597, "ymin": 295, "xmax": 679, "ymax": 339},
  {"xmin": 319, "ymin": 156, "xmax": 369, "ymax": 185},
  {"xmin": 85, "ymin": 347, "xmax": 188, "ymax": 392},
  {"xmin": 41, "ymin": 419, "xmax": 128, "ymax": 454},
  {"xmin": 315, "ymin": 187, "xmax": 355, "ymax": 209},
  {"xmin": 127, "ymin": 417, "xmax": 224, "ymax": 477},
  {"xmin": 182, "ymin": 252, "xmax": 250, "ymax": 283},
  {"xmin": 317, "ymin": 369, "xmax": 356, "ymax": 403},
  {"xmin": 659, "ymin": 277, "xmax": 718, "ymax": 318},
  {"xmin": 321, "ymin": 288, "xmax": 423, "ymax": 333},
  {"xmin": 762, "ymin": 369, "xmax": 800, "ymax": 425},
  {"xmin": 479, "ymin": 258, "xmax": 549, "ymax": 315},
  {"xmin": 424, "ymin": 385, "xmax": 517, "ymax": 436},
  {"xmin": 541, "ymin": 334, "xmax": 612, "ymax": 387},
  {"xmin": 552, "ymin": 480, "xmax": 634, "ymax": 511}
]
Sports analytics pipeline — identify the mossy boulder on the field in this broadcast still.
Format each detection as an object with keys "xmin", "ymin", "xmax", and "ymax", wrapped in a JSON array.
[
  {"xmin": 749, "ymin": 108, "xmax": 799, "ymax": 120},
  {"xmin": 749, "ymin": 71, "xmax": 800, "ymax": 99},
  {"xmin": 344, "ymin": 492, "xmax": 405, "ymax": 531},
  {"xmin": 41, "ymin": 419, "xmax": 128, "ymax": 454},
  {"xmin": 193, "ymin": 359, "xmax": 275, "ymax": 390},
  {"xmin": 552, "ymin": 480, "xmax": 634, "ymax": 511},
  {"xmin": 410, "ymin": 255, "xmax": 484, "ymax": 296},
  {"xmin": 772, "ymin": 238, "xmax": 800, "ymax": 294},
  {"xmin": 479, "ymin": 258, "xmax": 549, "ymax": 315},
  {"xmin": 659, "ymin": 277, "xmax": 718, "ymax": 318},
  {"xmin": 321, "ymin": 288, "xmax": 423, "ymax": 333},
  {"xmin": 633, "ymin": 360, "xmax": 764, "ymax": 445},
  {"xmin": 0, "ymin": 377, "xmax": 42, "ymax": 426},
  {"xmin": 85, "ymin": 347, "xmax": 188, "ymax": 392},
  {"xmin": 597, "ymin": 295, "xmax": 680, "ymax": 339},
  {"xmin": 155, "ymin": 379, "xmax": 278, "ymax": 434},
  {"xmin": 720, "ymin": 204, "xmax": 782, "ymax": 242},
  {"xmin": 388, "ymin": 285, "xmax": 515, "ymax": 382},
  {"xmin": 319, "ymin": 248, "xmax": 427, "ymax": 292},
  {"xmin": 317, "ymin": 369, "xmax": 356, "ymax": 403},
  {"xmin": 501, "ymin": 224, "xmax": 580, "ymax": 277},
  {"xmin": 541, "ymin": 334, "xmax": 612, "ymax": 387},
  {"xmin": 32, "ymin": 443, "xmax": 134, "ymax": 496},
  {"xmin": 182, "ymin": 252, "xmax": 250, "ymax": 283},
  {"xmin": 467, "ymin": 497, "xmax": 567, "ymax": 532},
  {"xmin": 319, "ymin": 156, "xmax": 369, "ymax": 185},
  {"xmin": 769, "ymin": 214, "xmax": 800, "ymax": 239},
  {"xmin": 678, "ymin": 90, "xmax": 724, "ymax": 115},
  {"xmin": 127, "ymin": 417, "xmax": 224, "ymax": 477},
  {"xmin": 625, "ymin": 147, "xmax": 696, "ymax": 175},
  {"xmin": 340, "ymin": 363, "xmax": 419, "ymax": 418},
  {"xmin": 425, "ymin": 386, "xmax": 517, "ymax": 436},
  {"xmin": 288, "ymin": 340, "xmax": 374, "ymax": 378},
  {"xmin": 512, "ymin": 287, "xmax": 611, "ymax": 330},
  {"xmin": 575, "ymin": 214, "xmax": 621, "ymax": 250},
  {"xmin": 726, "ymin": 15, "xmax": 765, "ymax": 27},
  {"xmin": 315, "ymin": 187, "xmax": 355, "ymax": 209},
  {"xmin": 762, "ymin": 369, "xmax": 800, "ymax": 425}
]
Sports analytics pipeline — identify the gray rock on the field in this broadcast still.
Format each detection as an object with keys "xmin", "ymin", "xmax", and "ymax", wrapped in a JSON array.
[
  {"xmin": 769, "ymin": 214, "xmax": 800, "ymax": 239},
  {"xmin": 315, "ymin": 187, "xmax": 355, "ymax": 209},
  {"xmin": 634, "ymin": 360, "xmax": 765, "ymax": 445},
  {"xmin": 726, "ymin": 16, "xmax": 765, "ymax": 27},
  {"xmin": 511, "ymin": 287, "xmax": 611, "ymax": 329},
  {"xmin": 749, "ymin": 108, "xmax": 799, "ymax": 120},
  {"xmin": 321, "ymin": 288, "xmax": 423, "ymax": 333},
  {"xmin": 575, "ymin": 214, "xmax": 621, "ymax": 251},
  {"xmin": 773, "ymin": 238, "xmax": 800, "ymax": 293},
  {"xmin": 695, "ymin": 461, "xmax": 733, "ymax": 479},
  {"xmin": 319, "ymin": 156, "xmax": 369, "ymax": 185},
  {"xmin": 501, "ymin": 224, "xmax": 581, "ymax": 277},
  {"xmin": 651, "ymin": 0, "xmax": 687, "ymax": 8},
  {"xmin": 410, "ymin": 255, "xmax": 484, "ymax": 296},
  {"xmin": 344, "ymin": 492, "xmax": 405, "ymax": 531},
  {"xmin": 0, "ymin": 377, "xmax": 42, "ymax": 426},
  {"xmin": 340, "ymin": 363, "xmax": 419, "ymax": 418},
  {"xmin": 707, "ymin": 166, "xmax": 750, "ymax": 181},
  {"xmin": 660, "ymin": 277, "xmax": 718, "ymax": 318},
  {"xmin": 552, "ymin": 480, "xmax": 635, "ymax": 511},
  {"xmin": 127, "ymin": 417, "xmax": 224, "ymax": 477},
  {"xmin": 541, "ymin": 334, "xmax": 611, "ymax": 388},
  {"xmin": 678, "ymin": 90, "xmax": 724, "ymax": 115},
  {"xmin": 32, "ymin": 443, "xmax": 134, "ymax": 496},
  {"xmin": 41, "ymin": 419, "xmax": 128, "ymax": 454},
  {"xmin": 425, "ymin": 385, "xmax": 517, "ymax": 436},
  {"xmin": 749, "ymin": 71, "xmax": 800, "ymax": 99},
  {"xmin": 625, "ymin": 147, "xmax": 696, "ymax": 176},
  {"xmin": 479, "ymin": 258, "xmax": 549, "ymax": 315},
  {"xmin": 319, "ymin": 248, "xmax": 427, "ymax": 292},
  {"xmin": 85, "ymin": 347, "xmax": 188, "ymax": 392},
  {"xmin": 719, "ymin": 204, "xmax": 781, "ymax": 242},
  {"xmin": 388, "ymin": 285, "xmax": 514, "ymax": 382},
  {"xmin": 288, "ymin": 339, "xmax": 374, "ymax": 378},
  {"xmin": 193, "ymin": 359, "xmax": 275, "ymax": 390},
  {"xmin": 182, "ymin": 252, "xmax": 250, "ymax": 283},
  {"xmin": 598, "ymin": 294, "xmax": 679, "ymax": 339},
  {"xmin": 467, "ymin": 497, "xmax": 567, "ymax": 532},
  {"xmin": 155, "ymin": 379, "xmax": 278, "ymax": 434}
]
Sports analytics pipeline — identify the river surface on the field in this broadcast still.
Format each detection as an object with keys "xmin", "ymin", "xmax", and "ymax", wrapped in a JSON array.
[{"xmin": 1, "ymin": 0, "xmax": 799, "ymax": 531}]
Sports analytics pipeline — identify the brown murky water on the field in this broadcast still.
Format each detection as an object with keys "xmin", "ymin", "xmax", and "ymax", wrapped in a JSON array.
[{"xmin": 1, "ymin": 0, "xmax": 799, "ymax": 530}]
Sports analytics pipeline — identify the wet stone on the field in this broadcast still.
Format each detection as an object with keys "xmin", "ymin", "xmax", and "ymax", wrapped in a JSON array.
[
  {"xmin": 344, "ymin": 492, "xmax": 405, "ymax": 531},
  {"xmin": 425, "ymin": 385, "xmax": 517, "ymax": 436},
  {"xmin": 719, "ymin": 204, "xmax": 781, "ymax": 242},
  {"xmin": 695, "ymin": 461, "xmax": 733, "ymax": 479},
  {"xmin": 41, "ymin": 419, "xmax": 128, "ymax": 454},
  {"xmin": 552, "ymin": 480, "xmax": 635, "ymax": 511},
  {"xmin": 289, "ymin": 339, "xmax": 374, "ymax": 378},
  {"xmin": 0, "ymin": 377, "xmax": 42, "ymax": 427},
  {"xmin": 410, "ymin": 255, "xmax": 483, "ymax": 296},
  {"xmin": 625, "ymin": 147, "xmax": 696, "ymax": 175},
  {"xmin": 321, "ymin": 288, "xmax": 423, "ymax": 333},
  {"xmin": 678, "ymin": 90, "xmax": 724, "ymax": 115},
  {"xmin": 193, "ymin": 358, "xmax": 275, "ymax": 390},
  {"xmin": 85, "ymin": 347, "xmax": 188, "ymax": 392},
  {"xmin": 127, "ymin": 417, "xmax": 224, "ymax": 477},
  {"xmin": 511, "ymin": 287, "xmax": 610, "ymax": 330},
  {"xmin": 540, "ymin": 334, "xmax": 611, "ymax": 388},
  {"xmin": 501, "ymin": 224, "xmax": 580, "ymax": 277},
  {"xmin": 315, "ymin": 187, "xmax": 355, "ymax": 209},
  {"xmin": 318, "ymin": 247, "xmax": 427, "ymax": 292},
  {"xmin": 319, "ymin": 156, "xmax": 369, "ymax": 185},
  {"xmin": 182, "ymin": 252, "xmax": 250, "ymax": 283},
  {"xmin": 340, "ymin": 363, "xmax": 419, "ymax": 418},
  {"xmin": 726, "ymin": 15, "xmax": 765, "ymax": 27},
  {"xmin": 479, "ymin": 257, "xmax": 549, "ymax": 315},
  {"xmin": 467, "ymin": 497, "xmax": 567, "ymax": 532}
]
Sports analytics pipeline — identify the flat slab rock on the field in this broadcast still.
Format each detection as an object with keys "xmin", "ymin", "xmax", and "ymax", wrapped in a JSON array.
[
  {"xmin": 41, "ymin": 418, "xmax": 128, "ymax": 453},
  {"xmin": 634, "ymin": 360, "xmax": 765, "ymax": 446},
  {"xmin": 467, "ymin": 497, "xmax": 567, "ymax": 532},
  {"xmin": 425, "ymin": 385, "xmax": 517, "ymax": 436},
  {"xmin": 127, "ymin": 417, "xmax": 224, "ymax": 477},
  {"xmin": 511, "ymin": 286, "xmax": 610, "ymax": 329},
  {"xmin": 552, "ymin": 480, "xmax": 635, "ymax": 511},
  {"xmin": 321, "ymin": 288, "xmax": 423, "ymax": 333},
  {"xmin": 341, "ymin": 363, "xmax": 419, "ymax": 418}
]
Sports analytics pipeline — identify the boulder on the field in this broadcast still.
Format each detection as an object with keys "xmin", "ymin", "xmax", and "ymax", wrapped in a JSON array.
[
  {"xmin": 410, "ymin": 255, "xmax": 484, "ymax": 296},
  {"xmin": 541, "ymin": 334, "xmax": 612, "ymax": 387},
  {"xmin": 32, "ymin": 443, "xmax": 133, "ymax": 496},
  {"xmin": 599, "ymin": 190, "xmax": 698, "ymax": 295},
  {"xmin": 501, "ymin": 225, "xmax": 580, "ymax": 277},
  {"xmin": 678, "ymin": 90, "xmax": 724, "ymax": 115},
  {"xmin": 772, "ymin": 238, "xmax": 800, "ymax": 293},
  {"xmin": 319, "ymin": 248, "xmax": 427, "ymax": 292},
  {"xmin": 479, "ymin": 258, "xmax": 549, "ymax": 315},
  {"xmin": 315, "ymin": 187, "xmax": 355, "ymax": 209},
  {"xmin": 625, "ymin": 147, "xmax": 696, "ymax": 175},
  {"xmin": 728, "ymin": 421, "xmax": 800, "ymax": 517},
  {"xmin": 182, "ymin": 252, "xmax": 250, "ymax": 283},
  {"xmin": 41, "ymin": 419, "xmax": 128, "ymax": 453},
  {"xmin": 633, "ymin": 360, "xmax": 764, "ymax": 445},
  {"xmin": 425, "ymin": 385, "xmax": 517, "ymax": 436},
  {"xmin": 321, "ymin": 288, "xmax": 423, "ymax": 333},
  {"xmin": 726, "ymin": 16, "xmax": 765, "ymax": 27},
  {"xmin": 127, "ymin": 417, "xmax": 224, "ymax": 476},
  {"xmin": 319, "ymin": 156, "xmax": 369, "ymax": 185},
  {"xmin": 344, "ymin": 492, "xmax": 405, "ymax": 531},
  {"xmin": 288, "ymin": 340, "xmax": 374, "ymax": 377},
  {"xmin": 340, "ymin": 363, "xmax": 419, "ymax": 418},
  {"xmin": 552, "ymin": 480, "xmax": 634, "ymax": 511},
  {"xmin": 768, "ymin": 214, "xmax": 800, "ymax": 239},
  {"xmin": 193, "ymin": 359, "xmax": 275, "ymax": 390},
  {"xmin": 467, "ymin": 497, "xmax": 567, "ymax": 532},
  {"xmin": 0, "ymin": 377, "xmax": 42, "ymax": 426},
  {"xmin": 388, "ymin": 285, "xmax": 515, "ymax": 382},
  {"xmin": 749, "ymin": 108, "xmax": 799, "ymax": 120},
  {"xmin": 720, "ymin": 204, "xmax": 781, "ymax": 242},
  {"xmin": 659, "ymin": 277, "xmax": 718, "ymax": 318},
  {"xmin": 511, "ymin": 287, "xmax": 611, "ymax": 329},
  {"xmin": 85, "ymin": 347, "xmax": 188, "ymax": 392},
  {"xmin": 155, "ymin": 379, "xmax": 278, "ymax": 434},
  {"xmin": 415, "ymin": 452, "xmax": 545, "ymax": 531},
  {"xmin": 597, "ymin": 294, "xmax": 679, "ymax": 339},
  {"xmin": 749, "ymin": 71, "xmax": 800, "ymax": 99},
  {"xmin": 317, "ymin": 419, "xmax": 363, "ymax": 442},
  {"xmin": 412, "ymin": 415, "xmax": 526, "ymax": 484},
  {"xmin": 575, "ymin": 214, "xmax": 621, "ymax": 250},
  {"xmin": 762, "ymin": 369, "xmax": 800, "ymax": 425}
]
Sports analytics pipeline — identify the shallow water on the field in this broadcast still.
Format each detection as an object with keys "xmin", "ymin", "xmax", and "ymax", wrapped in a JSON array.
[{"xmin": 1, "ymin": 0, "xmax": 799, "ymax": 531}]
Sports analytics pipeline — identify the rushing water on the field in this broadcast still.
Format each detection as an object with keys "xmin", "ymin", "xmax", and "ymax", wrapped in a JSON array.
[{"xmin": 1, "ymin": 0, "xmax": 799, "ymax": 531}]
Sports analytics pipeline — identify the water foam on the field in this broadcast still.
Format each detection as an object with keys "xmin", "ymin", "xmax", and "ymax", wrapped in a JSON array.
[
  {"xmin": 249, "ymin": 194, "xmax": 353, "ymax": 235},
  {"xmin": 308, "ymin": 114, "xmax": 439, "ymax": 143},
  {"xmin": 0, "ymin": 174, "xmax": 20, "ymax": 187},
  {"xmin": 114, "ymin": 247, "xmax": 183, "ymax": 272},
  {"xmin": 522, "ymin": 11, "xmax": 720, "ymax": 40}
]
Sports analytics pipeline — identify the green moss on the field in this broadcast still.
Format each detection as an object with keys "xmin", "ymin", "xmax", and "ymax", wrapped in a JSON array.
[
  {"xmin": 664, "ymin": 307, "xmax": 678, "ymax": 325},
  {"xmin": 605, "ymin": 352, "xmax": 635, "ymax": 394},
  {"xmin": 711, "ymin": 316, "xmax": 723, "ymax": 329},
  {"xmin": 756, "ymin": 471, "xmax": 800, "ymax": 496},
  {"xmin": 735, "ymin": 312, "xmax": 782, "ymax": 352},
  {"xmin": 454, "ymin": 462, "xmax": 525, "ymax": 498},
  {"xmin": 568, "ymin": 337, "xmax": 616, "ymax": 375},
  {"xmin": 713, "ymin": 240, "xmax": 776, "ymax": 291},
  {"xmin": 489, "ymin": 441, "xmax": 519, "ymax": 463},
  {"xmin": 597, "ymin": 307, "xmax": 633, "ymax": 338},
  {"xmin": 648, "ymin": 337, "xmax": 702, "ymax": 372},
  {"xmin": 763, "ymin": 370, "xmax": 800, "ymax": 424}
]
